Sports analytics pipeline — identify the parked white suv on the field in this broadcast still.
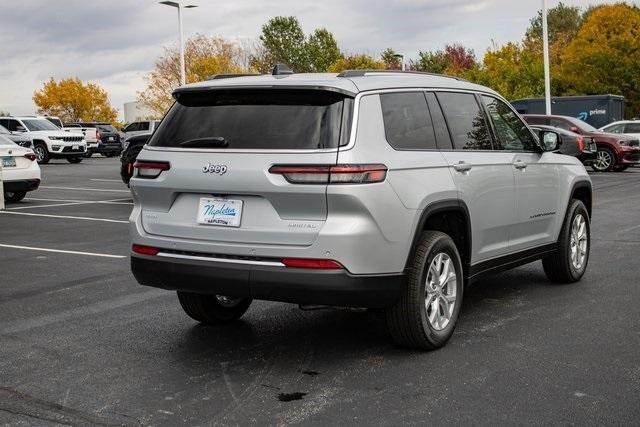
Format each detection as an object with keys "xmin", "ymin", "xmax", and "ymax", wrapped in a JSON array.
[
  {"xmin": 0, "ymin": 116, "xmax": 86, "ymax": 164},
  {"xmin": 122, "ymin": 120, "xmax": 160, "ymax": 140},
  {"xmin": 129, "ymin": 69, "xmax": 592, "ymax": 350}
]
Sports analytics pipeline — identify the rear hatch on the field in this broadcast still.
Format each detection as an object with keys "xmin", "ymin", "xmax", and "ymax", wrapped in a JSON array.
[{"xmin": 132, "ymin": 88, "xmax": 353, "ymax": 246}]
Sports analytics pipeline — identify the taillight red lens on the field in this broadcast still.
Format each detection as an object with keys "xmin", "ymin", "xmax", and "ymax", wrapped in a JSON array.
[
  {"xmin": 132, "ymin": 244, "xmax": 159, "ymax": 256},
  {"xmin": 24, "ymin": 153, "xmax": 36, "ymax": 161},
  {"xmin": 269, "ymin": 164, "xmax": 387, "ymax": 184},
  {"xmin": 282, "ymin": 258, "xmax": 343, "ymax": 269},
  {"xmin": 133, "ymin": 161, "xmax": 170, "ymax": 178},
  {"xmin": 576, "ymin": 137, "xmax": 585, "ymax": 152}
]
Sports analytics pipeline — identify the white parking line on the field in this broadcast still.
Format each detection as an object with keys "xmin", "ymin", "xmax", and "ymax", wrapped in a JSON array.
[
  {"xmin": 39, "ymin": 185, "xmax": 130, "ymax": 193},
  {"xmin": 10, "ymin": 198, "xmax": 134, "ymax": 210},
  {"xmin": 26, "ymin": 197, "xmax": 133, "ymax": 205},
  {"xmin": 0, "ymin": 211, "xmax": 128, "ymax": 223},
  {"xmin": 0, "ymin": 243, "xmax": 126, "ymax": 259}
]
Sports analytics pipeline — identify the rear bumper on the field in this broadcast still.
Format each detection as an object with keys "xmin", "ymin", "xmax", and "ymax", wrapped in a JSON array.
[
  {"xmin": 131, "ymin": 253, "xmax": 404, "ymax": 308},
  {"xmin": 92, "ymin": 142, "xmax": 122, "ymax": 153},
  {"xmin": 3, "ymin": 179, "xmax": 40, "ymax": 192}
]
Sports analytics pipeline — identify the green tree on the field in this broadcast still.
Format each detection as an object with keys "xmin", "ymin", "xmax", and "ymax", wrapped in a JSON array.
[
  {"xmin": 560, "ymin": 3, "xmax": 640, "ymax": 116},
  {"xmin": 525, "ymin": 2, "xmax": 583, "ymax": 45},
  {"xmin": 413, "ymin": 50, "xmax": 449, "ymax": 74},
  {"xmin": 327, "ymin": 54, "xmax": 385, "ymax": 72},
  {"xmin": 259, "ymin": 17, "xmax": 342, "ymax": 72},
  {"xmin": 381, "ymin": 48, "xmax": 401, "ymax": 70},
  {"xmin": 412, "ymin": 44, "xmax": 476, "ymax": 75},
  {"xmin": 33, "ymin": 77, "xmax": 118, "ymax": 124},
  {"xmin": 307, "ymin": 29, "xmax": 341, "ymax": 72}
]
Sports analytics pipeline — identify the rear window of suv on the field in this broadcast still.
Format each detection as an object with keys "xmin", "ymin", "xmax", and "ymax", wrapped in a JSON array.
[{"xmin": 149, "ymin": 89, "xmax": 352, "ymax": 150}]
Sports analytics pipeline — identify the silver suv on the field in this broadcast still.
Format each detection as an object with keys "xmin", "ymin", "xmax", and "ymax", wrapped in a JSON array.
[{"xmin": 130, "ymin": 69, "xmax": 592, "ymax": 350}]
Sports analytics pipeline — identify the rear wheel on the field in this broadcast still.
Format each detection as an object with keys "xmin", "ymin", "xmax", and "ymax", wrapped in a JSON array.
[
  {"xmin": 592, "ymin": 147, "xmax": 614, "ymax": 172},
  {"xmin": 67, "ymin": 157, "xmax": 83, "ymax": 164},
  {"xmin": 543, "ymin": 199, "xmax": 590, "ymax": 283},
  {"xmin": 177, "ymin": 291, "xmax": 252, "ymax": 324},
  {"xmin": 33, "ymin": 143, "xmax": 49, "ymax": 164},
  {"xmin": 3, "ymin": 191, "xmax": 26, "ymax": 202},
  {"xmin": 84, "ymin": 150, "xmax": 93, "ymax": 158},
  {"xmin": 386, "ymin": 231, "xmax": 463, "ymax": 350}
]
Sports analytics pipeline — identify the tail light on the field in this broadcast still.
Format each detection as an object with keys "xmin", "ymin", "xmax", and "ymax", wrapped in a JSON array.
[
  {"xmin": 96, "ymin": 130, "xmax": 101, "ymax": 141},
  {"xmin": 282, "ymin": 258, "xmax": 343, "ymax": 269},
  {"xmin": 269, "ymin": 164, "xmax": 387, "ymax": 184},
  {"xmin": 24, "ymin": 153, "xmax": 37, "ymax": 161},
  {"xmin": 576, "ymin": 137, "xmax": 586, "ymax": 152},
  {"xmin": 133, "ymin": 161, "xmax": 170, "ymax": 178},
  {"xmin": 132, "ymin": 244, "xmax": 159, "ymax": 256}
]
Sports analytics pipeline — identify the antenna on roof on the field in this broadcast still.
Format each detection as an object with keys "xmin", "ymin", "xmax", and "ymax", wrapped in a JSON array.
[{"xmin": 272, "ymin": 64, "xmax": 294, "ymax": 76}]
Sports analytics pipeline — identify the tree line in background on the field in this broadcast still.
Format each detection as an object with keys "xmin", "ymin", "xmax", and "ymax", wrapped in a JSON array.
[{"xmin": 31, "ymin": 2, "xmax": 640, "ymax": 123}]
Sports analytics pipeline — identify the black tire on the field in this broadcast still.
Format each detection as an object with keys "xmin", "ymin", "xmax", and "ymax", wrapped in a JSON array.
[
  {"xmin": 33, "ymin": 143, "xmax": 50, "ymax": 164},
  {"xmin": 591, "ymin": 147, "xmax": 615, "ymax": 172},
  {"xmin": 386, "ymin": 231, "xmax": 464, "ymax": 350},
  {"xmin": 542, "ymin": 199, "xmax": 590, "ymax": 283},
  {"xmin": 3, "ymin": 191, "xmax": 26, "ymax": 202},
  {"xmin": 177, "ymin": 291, "xmax": 252, "ymax": 324},
  {"xmin": 67, "ymin": 157, "xmax": 83, "ymax": 164},
  {"xmin": 84, "ymin": 150, "xmax": 93, "ymax": 158}
]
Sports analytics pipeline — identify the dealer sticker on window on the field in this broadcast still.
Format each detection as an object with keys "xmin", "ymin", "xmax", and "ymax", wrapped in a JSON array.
[{"xmin": 197, "ymin": 198, "xmax": 242, "ymax": 227}]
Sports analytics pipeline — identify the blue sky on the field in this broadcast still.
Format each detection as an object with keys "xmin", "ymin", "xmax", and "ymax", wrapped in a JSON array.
[{"xmin": 0, "ymin": 0, "xmax": 626, "ymax": 119}]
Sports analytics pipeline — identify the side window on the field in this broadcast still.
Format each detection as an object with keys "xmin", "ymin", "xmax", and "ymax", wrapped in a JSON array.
[
  {"xmin": 6, "ymin": 119, "xmax": 21, "ymax": 131},
  {"xmin": 436, "ymin": 92, "xmax": 492, "ymax": 150},
  {"xmin": 605, "ymin": 123, "xmax": 624, "ymax": 133},
  {"xmin": 425, "ymin": 92, "xmax": 453, "ymax": 149},
  {"xmin": 549, "ymin": 118, "xmax": 572, "ymax": 131},
  {"xmin": 126, "ymin": 123, "xmax": 139, "ymax": 132},
  {"xmin": 380, "ymin": 92, "xmax": 437, "ymax": 150},
  {"xmin": 482, "ymin": 96, "xmax": 537, "ymax": 151},
  {"xmin": 625, "ymin": 123, "xmax": 640, "ymax": 133},
  {"xmin": 139, "ymin": 122, "xmax": 150, "ymax": 131},
  {"xmin": 0, "ymin": 119, "xmax": 8, "ymax": 130}
]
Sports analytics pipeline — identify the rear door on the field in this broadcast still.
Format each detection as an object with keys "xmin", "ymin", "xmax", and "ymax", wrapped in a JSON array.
[
  {"xmin": 481, "ymin": 96, "xmax": 559, "ymax": 251},
  {"xmin": 434, "ymin": 91, "xmax": 516, "ymax": 263},
  {"xmin": 132, "ymin": 89, "xmax": 350, "ymax": 246}
]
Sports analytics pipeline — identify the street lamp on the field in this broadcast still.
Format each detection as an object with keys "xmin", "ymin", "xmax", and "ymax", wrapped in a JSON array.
[
  {"xmin": 392, "ymin": 53, "xmax": 405, "ymax": 71},
  {"xmin": 159, "ymin": 0, "xmax": 198, "ymax": 86},
  {"xmin": 542, "ymin": 0, "xmax": 551, "ymax": 115}
]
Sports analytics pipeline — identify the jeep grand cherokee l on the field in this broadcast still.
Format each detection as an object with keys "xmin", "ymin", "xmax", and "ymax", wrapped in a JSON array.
[{"xmin": 129, "ymin": 69, "xmax": 592, "ymax": 350}]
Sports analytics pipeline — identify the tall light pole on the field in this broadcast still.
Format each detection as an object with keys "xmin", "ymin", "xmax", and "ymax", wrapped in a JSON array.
[
  {"xmin": 393, "ymin": 53, "xmax": 405, "ymax": 71},
  {"xmin": 542, "ymin": 0, "xmax": 551, "ymax": 114},
  {"xmin": 159, "ymin": 1, "xmax": 198, "ymax": 86}
]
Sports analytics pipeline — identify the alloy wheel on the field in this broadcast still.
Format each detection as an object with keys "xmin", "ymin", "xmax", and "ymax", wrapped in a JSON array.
[
  {"xmin": 594, "ymin": 150, "xmax": 612, "ymax": 171},
  {"xmin": 570, "ymin": 214, "xmax": 588, "ymax": 270},
  {"xmin": 34, "ymin": 146, "xmax": 45, "ymax": 162},
  {"xmin": 425, "ymin": 253, "xmax": 457, "ymax": 331}
]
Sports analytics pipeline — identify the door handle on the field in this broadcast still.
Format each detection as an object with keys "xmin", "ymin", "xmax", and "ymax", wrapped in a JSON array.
[
  {"xmin": 453, "ymin": 161, "xmax": 472, "ymax": 172},
  {"xmin": 513, "ymin": 160, "xmax": 527, "ymax": 170}
]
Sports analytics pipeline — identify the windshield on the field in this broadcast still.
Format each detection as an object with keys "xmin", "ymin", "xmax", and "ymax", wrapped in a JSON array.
[
  {"xmin": 0, "ymin": 135, "xmax": 18, "ymax": 146},
  {"xmin": 96, "ymin": 124, "xmax": 117, "ymax": 133},
  {"xmin": 22, "ymin": 119, "xmax": 60, "ymax": 132},
  {"xmin": 149, "ymin": 89, "xmax": 352, "ymax": 149}
]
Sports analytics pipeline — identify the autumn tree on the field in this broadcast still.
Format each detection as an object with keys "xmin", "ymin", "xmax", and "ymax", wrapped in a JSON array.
[
  {"xmin": 381, "ymin": 48, "xmax": 402, "ymax": 70},
  {"xmin": 33, "ymin": 77, "xmax": 117, "ymax": 123},
  {"xmin": 327, "ymin": 54, "xmax": 385, "ymax": 72},
  {"xmin": 413, "ymin": 44, "xmax": 476, "ymax": 75},
  {"xmin": 560, "ymin": 3, "xmax": 640, "ymax": 116},
  {"xmin": 259, "ymin": 17, "xmax": 341, "ymax": 72},
  {"xmin": 138, "ymin": 34, "xmax": 248, "ymax": 116}
]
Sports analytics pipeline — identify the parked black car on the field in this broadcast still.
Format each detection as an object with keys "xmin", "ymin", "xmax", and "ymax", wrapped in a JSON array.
[
  {"xmin": 120, "ymin": 133, "xmax": 152, "ymax": 185},
  {"xmin": 529, "ymin": 124, "xmax": 597, "ymax": 165},
  {"xmin": 67, "ymin": 122, "xmax": 122, "ymax": 157}
]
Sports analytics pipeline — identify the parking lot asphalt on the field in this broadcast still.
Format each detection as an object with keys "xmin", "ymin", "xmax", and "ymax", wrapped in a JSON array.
[{"xmin": 1, "ymin": 157, "xmax": 639, "ymax": 426}]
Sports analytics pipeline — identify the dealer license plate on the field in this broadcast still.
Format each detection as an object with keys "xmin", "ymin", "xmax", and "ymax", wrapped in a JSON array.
[
  {"xmin": 197, "ymin": 198, "xmax": 243, "ymax": 227},
  {"xmin": 1, "ymin": 156, "xmax": 16, "ymax": 167}
]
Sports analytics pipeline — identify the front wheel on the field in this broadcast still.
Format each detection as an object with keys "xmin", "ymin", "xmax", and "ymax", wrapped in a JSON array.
[
  {"xmin": 33, "ymin": 143, "xmax": 50, "ymax": 164},
  {"xmin": 386, "ymin": 231, "xmax": 464, "ymax": 350},
  {"xmin": 177, "ymin": 291, "xmax": 252, "ymax": 324},
  {"xmin": 542, "ymin": 199, "xmax": 590, "ymax": 283},
  {"xmin": 591, "ymin": 147, "xmax": 614, "ymax": 172},
  {"xmin": 67, "ymin": 157, "xmax": 83, "ymax": 164},
  {"xmin": 3, "ymin": 191, "xmax": 26, "ymax": 202}
]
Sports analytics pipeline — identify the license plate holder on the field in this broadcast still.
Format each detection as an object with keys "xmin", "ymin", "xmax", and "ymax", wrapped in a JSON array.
[{"xmin": 197, "ymin": 197, "xmax": 243, "ymax": 227}]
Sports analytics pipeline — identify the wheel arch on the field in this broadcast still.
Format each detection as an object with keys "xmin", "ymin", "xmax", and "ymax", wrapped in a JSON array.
[
  {"xmin": 406, "ymin": 199, "xmax": 472, "ymax": 276},
  {"xmin": 570, "ymin": 180, "xmax": 592, "ymax": 219}
]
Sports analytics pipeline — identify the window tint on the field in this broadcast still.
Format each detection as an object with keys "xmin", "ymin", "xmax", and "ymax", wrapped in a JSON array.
[
  {"xmin": 625, "ymin": 123, "xmax": 640, "ymax": 133},
  {"xmin": 604, "ymin": 123, "xmax": 624, "ymax": 133},
  {"xmin": 482, "ymin": 96, "xmax": 537, "ymax": 151},
  {"xmin": 380, "ymin": 92, "xmax": 437, "ymax": 150},
  {"xmin": 425, "ymin": 92, "xmax": 453, "ymax": 149},
  {"xmin": 1, "ymin": 119, "xmax": 20, "ymax": 131},
  {"xmin": 22, "ymin": 119, "xmax": 59, "ymax": 131},
  {"xmin": 149, "ymin": 89, "xmax": 350, "ymax": 149},
  {"xmin": 524, "ymin": 116, "xmax": 547, "ymax": 126},
  {"xmin": 550, "ymin": 118, "xmax": 573, "ymax": 131},
  {"xmin": 139, "ymin": 122, "xmax": 150, "ymax": 131},
  {"xmin": 436, "ymin": 92, "xmax": 492, "ymax": 150}
]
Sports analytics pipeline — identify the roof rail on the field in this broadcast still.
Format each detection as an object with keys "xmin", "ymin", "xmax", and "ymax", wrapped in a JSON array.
[
  {"xmin": 336, "ymin": 69, "xmax": 466, "ymax": 81},
  {"xmin": 207, "ymin": 73, "xmax": 260, "ymax": 80},
  {"xmin": 272, "ymin": 63, "xmax": 294, "ymax": 76}
]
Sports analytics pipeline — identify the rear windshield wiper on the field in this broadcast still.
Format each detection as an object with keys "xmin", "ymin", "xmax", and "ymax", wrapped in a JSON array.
[{"xmin": 179, "ymin": 137, "xmax": 228, "ymax": 148}]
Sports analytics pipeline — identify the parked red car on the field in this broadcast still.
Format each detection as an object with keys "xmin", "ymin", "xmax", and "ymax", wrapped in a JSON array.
[{"xmin": 523, "ymin": 114, "xmax": 640, "ymax": 172}]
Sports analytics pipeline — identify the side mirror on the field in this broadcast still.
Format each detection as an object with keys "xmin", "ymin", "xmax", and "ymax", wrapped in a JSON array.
[
  {"xmin": 15, "ymin": 125, "xmax": 26, "ymax": 132},
  {"xmin": 539, "ymin": 130, "xmax": 561, "ymax": 151},
  {"xmin": 570, "ymin": 126, "xmax": 580, "ymax": 133}
]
